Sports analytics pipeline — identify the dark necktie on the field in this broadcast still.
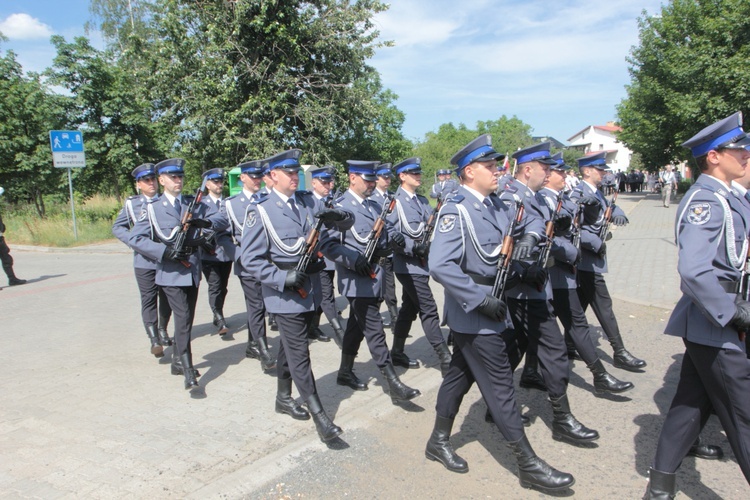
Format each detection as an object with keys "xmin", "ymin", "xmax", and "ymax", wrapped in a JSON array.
[{"xmin": 288, "ymin": 197, "xmax": 301, "ymax": 220}]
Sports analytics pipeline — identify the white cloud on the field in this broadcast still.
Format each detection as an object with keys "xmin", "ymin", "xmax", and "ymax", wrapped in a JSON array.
[
  {"xmin": 370, "ymin": 0, "xmax": 666, "ymax": 140},
  {"xmin": 0, "ymin": 13, "xmax": 54, "ymax": 40}
]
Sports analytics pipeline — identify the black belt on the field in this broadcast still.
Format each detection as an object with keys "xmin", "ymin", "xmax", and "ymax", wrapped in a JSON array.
[
  {"xmin": 467, "ymin": 273, "xmax": 495, "ymax": 286},
  {"xmin": 719, "ymin": 280, "xmax": 740, "ymax": 294},
  {"xmin": 275, "ymin": 262, "xmax": 297, "ymax": 271}
]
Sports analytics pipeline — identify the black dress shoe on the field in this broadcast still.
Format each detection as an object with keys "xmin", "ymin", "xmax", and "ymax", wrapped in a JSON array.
[
  {"xmin": 688, "ymin": 438, "xmax": 724, "ymax": 460},
  {"xmin": 307, "ymin": 326, "xmax": 331, "ymax": 342},
  {"xmin": 613, "ymin": 348, "xmax": 647, "ymax": 372},
  {"xmin": 8, "ymin": 278, "xmax": 26, "ymax": 286}
]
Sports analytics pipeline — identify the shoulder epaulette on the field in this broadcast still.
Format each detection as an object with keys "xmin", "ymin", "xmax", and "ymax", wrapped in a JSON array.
[
  {"xmin": 255, "ymin": 194, "xmax": 270, "ymax": 204},
  {"xmin": 447, "ymin": 194, "xmax": 464, "ymax": 203},
  {"xmin": 296, "ymin": 190, "xmax": 312, "ymax": 196},
  {"xmin": 184, "ymin": 194, "xmax": 196, "ymax": 201},
  {"xmin": 416, "ymin": 194, "xmax": 429, "ymax": 202},
  {"xmin": 504, "ymin": 184, "xmax": 519, "ymax": 194},
  {"xmin": 127, "ymin": 194, "xmax": 140, "ymax": 201}
]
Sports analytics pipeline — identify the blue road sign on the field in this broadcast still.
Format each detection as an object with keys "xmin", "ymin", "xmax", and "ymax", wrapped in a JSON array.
[{"xmin": 50, "ymin": 130, "xmax": 84, "ymax": 153}]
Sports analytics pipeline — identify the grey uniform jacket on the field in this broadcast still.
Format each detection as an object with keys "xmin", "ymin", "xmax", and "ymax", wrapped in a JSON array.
[
  {"xmin": 500, "ymin": 179, "xmax": 551, "ymax": 300},
  {"xmin": 428, "ymin": 186, "xmax": 512, "ymax": 335},
  {"xmin": 129, "ymin": 195, "xmax": 227, "ymax": 287},
  {"xmin": 387, "ymin": 187, "xmax": 432, "ymax": 276},
  {"xmin": 323, "ymin": 189, "xmax": 388, "ymax": 299},
  {"xmin": 430, "ymin": 179, "xmax": 459, "ymax": 199},
  {"xmin": 538, "ymin": 187, "xmax": 580, "ymax": 290},
  {"xmin": 200, "ymin": 196, "xmax": 235, "ymax": 263},
  {"xmin": 240, "ymin": 190, "xmax": 325, "ymax": 314},
  {"xmin": 112, "ymin": 194, "xmax": 160, "ymax": 270},
  {"xmin": 665, "ymin": 174, "xmax": 749, "ymax": 352},
  {"xmin": 569, "ymin": 181, "xmax": 625, "ymax": 274},
  {"xmin": 224, "ymin": 191, "xmax": 264, "ymax": 276}
]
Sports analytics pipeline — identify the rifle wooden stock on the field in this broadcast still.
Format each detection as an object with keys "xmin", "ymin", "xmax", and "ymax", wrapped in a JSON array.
[
  {"xmin": 171, "ymin": 182, "xmax": 206, "ymax": 268},
  {"xmin": 491, "ymin": 202, "xmax": 524, "ymax": 298},
  {"xmin": 599, "ymin": 191, "xmax": 617, "ymax": 241},
  {"xmin": 364, "ymin": 195, "xmax": 397, "ymax": 279},
  {"xmin": 294, "ymin": 192, "xmax": 337, "ymax": 298},
  {"xmin": 419, "ymin": 195, "xmax": 444, "ymax": 266},
  {"xmin": 537, "ymin": 193, "xmax": 563, "ymax": 269}
]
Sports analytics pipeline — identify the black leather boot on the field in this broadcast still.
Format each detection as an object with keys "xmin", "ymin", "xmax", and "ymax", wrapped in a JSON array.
[
  {"xmin": 145, "ymin": 325, "xmax": 164, "ymax": 358},
  {"xmin": 380, "ymin": 363, "xmax": 421, "ymax": 404},
  {"xmin": 588, "ymin": 359, "xmax": 634, "ymax": 393},
  {"xmin": 646, "ymin": 468, "xmax": 676, "ymax": 499},
  {"xmin": 385, "ymin": 304, "xmax": 399, "ymax": 329},
  {"xmin": 306, "ymin": 393, "xmax": 343, "ymax": 442},
  {"xmin": 434, "ymin": 342, "xmax": 452, "ymax": 377},
  {"xmin": 337, "ymin": 354, "xmax": 368, "ymax": 391},
  {"xmin": 425, "ymin": 415, "xmax": 468, "ymax": 473},
  {"xmin": 307, "ymin": 312, "xmax": 331, "ymax": 342},
  {"xmin": 171, "ymin": 351, "xmax": 200, "ymax": 377},
  {"xmin": 549, "ymin": 394, "xmax": 599, "ymax": 444},
  {"xmin": 8, "ymin": 275, "xmax": 26, "ymax": 286},
  {"xmin": 157, "ymin": 314, "xmax": 173, "ymax": 346},
  {"xmin": 391, "ymin": 335, "xmax": 419, "ymax": 369},
  {"xmin": 275, "ymin": 378, "xmax": 310, "ymax": 420},
  {"xmin": 611, "ymin": 336, "xmax": 646, "ymax": 372},
  {"xmin": 256, "ymin": 336, "xmax": 277, "ymax": 371},
  {"xmin": 213, "ymin": 311, "xmax": 229, "ymax": 335},
  {"xmin": 485, "ymin": 409, "xmax": 530, "ymax": 426},
  {"xmin": 329, "ymin": 316, "xmax": 345, "ymax": 349},
  {"xmin": 245, "ymin": 339, "xmax": 260, "ymax": 359},
  {"xmin": 509, "ymin": 435, "xmax": 575, "ymax": 492},
  {"xmin": 180, "ymin": 352, "xmax": 199, "ymax": 390},
  {"xmin": 268, "ymin": 313, "xmax": 278, "ymax": 331},
  {"xmin": 519, "ymin": 352, "xmax": 547, "ymax": 391},
  {"xmin": 687, "ymin": 436, "xmax": 724, "ymax": 460}
]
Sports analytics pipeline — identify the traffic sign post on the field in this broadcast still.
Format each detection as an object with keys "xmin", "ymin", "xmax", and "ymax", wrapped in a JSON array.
[{"xmin": 50, "ymin": 130, "xmax": 86, "ymax": 240}]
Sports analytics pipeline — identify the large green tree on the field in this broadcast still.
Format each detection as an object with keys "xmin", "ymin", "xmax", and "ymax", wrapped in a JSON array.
[
  {"xmin": 617, "ymin": 0, "xmax": 750, "ymax": 168},
  {"xmin": 0, "ymin": 40, "xmax": 67, "ymax": 215},
  {"xmin": 414, "ymin": 116, "xmax": 534, "ymax": 181},
  {"xmin": 45, "ymin": 35, "xmax": 163, "ymax": 201},
  {"xmin": 95, "ymin": 0, "xmax": 412, "ymax": 177}
]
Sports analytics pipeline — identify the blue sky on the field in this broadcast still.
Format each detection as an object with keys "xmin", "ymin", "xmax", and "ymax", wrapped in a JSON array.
[{"xmin": 1, "ymin": 0, "xmax": 666, "ymax": 145}]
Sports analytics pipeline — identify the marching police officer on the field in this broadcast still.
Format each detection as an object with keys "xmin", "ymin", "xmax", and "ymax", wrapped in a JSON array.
[
  {"xmin": 429, "ymin": 168, "xmax": 459, "ymax": 199},
  {"xmin": 129, "ymin": 158, "xmax": 228, "ymax": 390},
  {"xmin": 261, "ymin": 164, "xmax": 278, "ymax": 331},
  {"xmin": 570, "ymin": 152, "xmax": 647, "ymax": 372},
  {"xmin": 647, "ymin": 112, "xmax": 750, "ymax": 498},
  {"xmin": 371, "ymin": 163, "xmax": 400, "ymax": 328},
  {"xmin": 241, "ymin": 149, "xmax": 352, "ymax": 443},
  {"xmin": 224, "ymin": 160, "xmax": 276, "ymax": 371},
  {"xmin": 425, "ymin": 134, "xmax": 573, "ymax": 493},
  {"xmin": 541, "ymin": 153, "xmax": 633, "ymax": 394},
  {"xmin": 501, "ymin": 142, "xmax": 599, "ymax": 446},
  {"xmin": 386, "ymin": 157, "xmax": 452, "ymax": 374},
  {"xmin": 323, "ymin": 160, "xmax": 421, "ymax": 404},
  {"xmin": 307, "ymin": 166, "xmax": 337, "ymax": 344},
  {"xmin": 200, "ymin": 168, "xmax": 234, "ymax": 335},
  {"xmin": 112, "ymin": 163, "xmax": 173, "ymax": 357},
  {"xmin": 0, "ymin": 187, "xmax": 26, "ymax": 287}
]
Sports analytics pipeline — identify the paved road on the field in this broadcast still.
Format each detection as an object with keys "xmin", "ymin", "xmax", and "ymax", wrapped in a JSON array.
[{"xmin": 0, "ymin": 191, "xmax": 746, "ymax": 498}]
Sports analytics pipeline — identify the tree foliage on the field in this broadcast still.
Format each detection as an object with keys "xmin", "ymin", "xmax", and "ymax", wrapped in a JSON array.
[
  {"xmin": 0, "ymin": 41, "xmax": 68, "ymax": 215},
  {"xmin": 617, "ymin": 0, "xmax": 750, "ymax": 168},
  {"xmin": 414, "ymin": 116, "xmax": 534, "ymax": 181}
]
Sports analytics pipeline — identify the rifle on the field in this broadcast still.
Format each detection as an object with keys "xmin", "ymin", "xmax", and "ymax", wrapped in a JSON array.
[
  {"xmin": 171, "ymin": 177, "xmax": 208, "ymax": 268},
  {"xmin": 537, "ymin": 192, "xmax": 564, "ymax": 269},
  {"xmin": 364, "ymin": 193, "xmax": 397, "ymax": 279},
  {"xmin": 571, "ymin": 202, "xmax": 585, "ymax": 251},
  {"xmin": 491, "ymin": 201, "xmax": 524, "ymax": 298},
  {"xmin": 294, "ymin": 191, "xmax": 338, "ymax": 299},
  {"xmin": 738, "ymin": 240, "xmax": 750, "ymax": 342},
  {"xmin": 418, "ymin": 195, "xmax": 444, "ymax": 266},
  {"xmin": 599, "ymin": 191, "xmax": 618, "ymax": 241}
]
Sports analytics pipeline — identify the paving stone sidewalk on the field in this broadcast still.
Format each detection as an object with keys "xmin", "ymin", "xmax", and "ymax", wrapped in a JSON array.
[{"xmin": 2, "ymin": 188, "xmax": 742, "ymax": 499}]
